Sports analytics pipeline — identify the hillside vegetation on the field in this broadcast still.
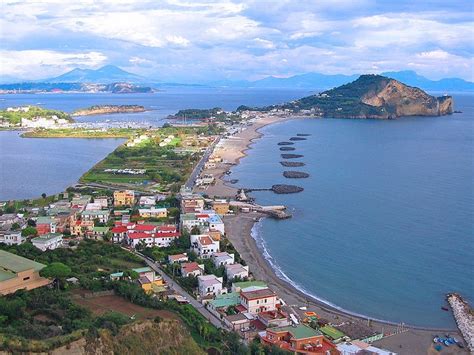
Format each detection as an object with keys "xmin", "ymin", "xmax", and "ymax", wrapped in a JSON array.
[{"xmin": 0, "ymin": 106, "xmax": 71, "ymax": 124}]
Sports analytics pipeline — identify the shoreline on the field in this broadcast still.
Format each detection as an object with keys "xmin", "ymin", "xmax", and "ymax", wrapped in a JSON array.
[{"xmin": 200, "ymin": 116, "xmax": 465, "ymax": 354}]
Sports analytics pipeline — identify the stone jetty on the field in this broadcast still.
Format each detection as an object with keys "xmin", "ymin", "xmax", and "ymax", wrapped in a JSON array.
[
  {"xmin": 447, "ymin": 293, "xmax": 474, "ymax": 351},
  {"xmin": 290, "ymin": 137, "xmax": 307, "ymax": 141},
  {"xmin": 280, "ymin": 161, "xmax": 306, "ymax": 167},
  {"xmin": 283, "ymin": 171, "xmax": 309, "ymax": 178},
  {"xmin": 272, "ymin": 184, "xmax": 304, "ymax": 194},
  {"xmin": 281, "ymin": 154, "xmax": 304, "ymax": 159},
  {"xmin": 278, "ymin": 141, "xmax": 294, "ymax": 146},
  {"xmin": 297, "ymin": 133, "xmax": 311, "ymax": 136},
  {"xmin": 280, "ymin": 147, "xmax": 296, "ymax": 151}
]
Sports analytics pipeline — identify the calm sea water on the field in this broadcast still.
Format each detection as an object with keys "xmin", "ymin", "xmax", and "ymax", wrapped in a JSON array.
[
  {"xmin": 0, "ymin": 88, "xmax": 309, "ymax": 200},
  {"xmin": 229, "ymin": 93, "xmax": 474, "ymax": 328},
  {"xmin": 0, "ymin": 131, "xmax": 124, "ymax": 200}
]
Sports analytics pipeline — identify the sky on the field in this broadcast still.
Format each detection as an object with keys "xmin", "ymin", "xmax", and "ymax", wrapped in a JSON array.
[{"xmin": 1, "ymin": 0, "xmax": 473, "ymax": 82}]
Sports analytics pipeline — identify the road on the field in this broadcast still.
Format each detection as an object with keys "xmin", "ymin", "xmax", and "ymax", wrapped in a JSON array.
[
  {"xmin": 135, "ymin": 252, "xmax": 225, "ymax": 329},
  {"xmin": 185, "ymin": 136, "xmax": 220, "ymax": 189}
]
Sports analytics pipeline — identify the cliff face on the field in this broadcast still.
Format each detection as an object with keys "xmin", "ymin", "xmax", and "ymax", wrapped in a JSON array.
[{"xmin": 282, "ymin": 74, "xmax": 454, "ymax": 119}]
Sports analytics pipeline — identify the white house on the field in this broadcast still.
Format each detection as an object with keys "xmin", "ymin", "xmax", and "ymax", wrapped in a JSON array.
[
  {"xmin": 181, "ymin": 262, "xmax": 205, "ymax": 277},
  {"xmin": 198, "ymin": 274, "xmax": 225, "ymax": 297},
  {"xmin": 139, "ymin": 195, "xmax": 156, "ymax": 206},
  {"xmin": 138, "ymin": 207, "xmax": 167, "ymax": 218},
  {"xmin": 81, "ymin": 210, "xmax": 110, "ymax": 223},
  {"xmin": 240, "ymin": 288, "xmax": 279, "ymax": 314},
  {"xmin": 225, "ymin": 263, "xmax": 249, "ymax": 280},
  {"xmin": 207, "ymin": 214, "xmax": 225, "ymax": 234},
  {"xmin": 127, "ymin": 231, "xmax": 180, "ymax": 249},
  {"xmin": 0, "ymin": 232, "xmax": 25, "ymax": 246},
  {"xmin": 212, "ymin": 252, "xmax": 235, "ymax": 267},
  {"xmin": 31, "ymin": 233, "xmax": 63, "ymax": 251},
  {"xmin": 168, "ymin": 253, "xmax": 189, "ymax": 264},
  {"xmin": 190, "ymin": 234, "xmax": 219, "ymax": 259}
]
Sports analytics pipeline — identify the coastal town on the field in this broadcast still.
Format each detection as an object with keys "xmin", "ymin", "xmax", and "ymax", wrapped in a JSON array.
[{"xmin": 0, "ymin": 103, "xmax": 472, "ymax": 354}]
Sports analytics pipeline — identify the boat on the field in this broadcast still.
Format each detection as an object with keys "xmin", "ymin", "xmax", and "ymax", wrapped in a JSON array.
[{"xmin": 441, "ymin": 306, "xmax": 449, "ymax": 311}]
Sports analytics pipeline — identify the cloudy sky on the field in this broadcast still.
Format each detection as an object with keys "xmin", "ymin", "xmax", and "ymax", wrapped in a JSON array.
[{"xmin": 1, "ymin": 0, "xmax": 473, "ymax": 82}]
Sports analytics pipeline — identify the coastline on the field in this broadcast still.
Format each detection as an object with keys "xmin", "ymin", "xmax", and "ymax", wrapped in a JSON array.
[{"xmin": 199, "ymin": 116, "xmax": 466, "ymax": 354}]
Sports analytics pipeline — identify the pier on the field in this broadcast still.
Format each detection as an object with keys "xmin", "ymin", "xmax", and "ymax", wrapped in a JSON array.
[
  {"xmin": 447, "ymin": 293, "xmax": 474, "ymax": 351},
  {"xmin": 229, "ymin": 200, "xmax": 292, "ymax": 219}
]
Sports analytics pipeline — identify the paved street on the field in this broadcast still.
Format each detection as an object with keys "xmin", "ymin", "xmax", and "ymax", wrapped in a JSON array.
[{"xmin": 185, "ymin": 136, "xmax": 220, "ymax": 189}]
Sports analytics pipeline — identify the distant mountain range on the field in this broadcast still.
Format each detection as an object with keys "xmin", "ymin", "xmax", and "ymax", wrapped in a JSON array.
[{"xmin": 1, "ymin": 65, "xmax": 473, "ymax": 92}]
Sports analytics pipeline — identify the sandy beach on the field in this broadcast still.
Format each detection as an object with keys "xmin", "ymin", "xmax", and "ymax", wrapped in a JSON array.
[{"xmin": 198, "ymin": 115, "xmax": 468, "ymax": 355}]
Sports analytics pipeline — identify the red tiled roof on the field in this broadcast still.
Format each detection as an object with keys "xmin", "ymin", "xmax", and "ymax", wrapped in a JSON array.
[
  {"xmin": 235, "ymin": 304, "xmax": 247, "ymax": 313},
  {"xmin": 133, "ymin": 224, "xmax": 156, "ymax": 232},
  {"xmin": 196, "ymin": 214, "xmax": 209, "ymax": 218},
  {"xmin": 169, "ymin": 253, "xmax": 187, "ymax": 261},
  {"xmin": 198, "ymin": 235, "xmax": 214, "ymax": 245},
  {"xmin": 154, "ymin": 232, "xmax": 180, "ymax": 238},
  {"xmin": 182, "ymin": 262, "xmax": 201, "ymax": 273},
  {"xmin": 111, "ymin": 226, "xmax": 127, "ymax": 233},
  {"xmin": 127, "ymin": 232, "xmax": 150, "ymax": 239},
  {"xmin": 128, "ymin": 232, "xmax": 180, "ymax": 240},
  {"xmin": 158, "ymin": 225, "xmax": 177, "ymax": 232}
]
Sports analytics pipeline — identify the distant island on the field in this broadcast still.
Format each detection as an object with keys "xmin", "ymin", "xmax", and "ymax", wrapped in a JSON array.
[
  {"xmin": 0, "ymin": 82, "xmax": 154, "ymax": 94},
  {"xmin": 72, "ymin": 105, "xmax": 146, "ymax": 116},
  {"xmin": 238, "ymin": 75, "xmax": 454, "ymax": 119}
]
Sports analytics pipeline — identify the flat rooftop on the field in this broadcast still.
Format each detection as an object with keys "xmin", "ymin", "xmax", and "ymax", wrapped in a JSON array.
[{"xmin": 0, "ymin": 250, "xmax": 46, "ymax": 281}]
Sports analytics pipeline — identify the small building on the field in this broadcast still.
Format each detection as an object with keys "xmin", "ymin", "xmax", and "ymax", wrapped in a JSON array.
[
  {"xmin": 197, "ymin": 274, "xmax": 225, "ymax": 297},
  {"xmin": 240, "ymin": 288, "xmax": 278, "ymax": 314},
  {"xmin": 223, "ymin": 313, "xmax": 251, "ymax": 332},
  {"xmin": 181, "ymin": 262, "xmax": 204, "ymax": 277},
  {"xmin": 31, "ymin": 233, "xmax": 63, "ymax": 251},
  {"xmin": 257, "ymin": 310, "xmax": 290, "ymax": 328},
  {"xmin": 138, "ymin": 207, "xmax": 167, "ymax": 219},
  {"xmin": 212, "ymin": 201, "xmax": 230, "ymax": 215},
  {"xmin": 212, "ymin": 252, "xmax": 235, "ymax": 267},
  {"xmin": 139, "ymin": 195, "xmax": 156, "ymax": 206},
  {"xmin": 81, "ymin": 210, "xmax": 110, "ymax": 224},
  {"xmin": 207, "ymin": 214, "xmax": 225, "ymax": 234},
  {"xmin": 35, "ymin": 216, "xmax": 56, "ymax": 235},
  {"xmin": 168, "ymin": 253, "xmax": 189, "ymax": 264},
  {"xmin": 232, "ymin": 280, "xmax": 267, "ymax": 293},
  {"xmin": 334, "ymin": 322, "xmax": 384, "ymax": 344},
  {"xmin": 111, "ymin": 225, "xmax": 128, "ymax": 243},
  {"xmin": 261, "ymin": 324, "xmax": 339, "ymax": 354},
  {"xmin": 0, "ymin": 232, "xmax": 25, "ymax": 246},
  {"xmin": 0, "ymin": 250, "xmax": 51, "ymax": 295},
  {"xmin": 89, "ymin": 226, "xmax": 109, "ymax": 240},
  {"xmin": 207, "ymin": 292, "xmax": 241, "ymax": 319},
  {"xmin": 225, "ymin": 263, "xmax": 249, "ymax": 280},
  {"xmin": 180, "ymin": 194, "xmax": 205, "ymax": 213},
  {"xmin": 190, "ymin": 234, "xmax": 219, "ymax": 259},
  {"xmin": 114, "ymin": 190, "xmax": 135, "ymax": 207},
  {"xmin": 337, "ymin": 340, "xmax": 394, "ymax": 354}
]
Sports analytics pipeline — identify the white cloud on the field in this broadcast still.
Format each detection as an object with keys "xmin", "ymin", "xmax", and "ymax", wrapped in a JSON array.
[{"xmin": 0, "ymin": 50, "xmax": 107, "ymax": 79}]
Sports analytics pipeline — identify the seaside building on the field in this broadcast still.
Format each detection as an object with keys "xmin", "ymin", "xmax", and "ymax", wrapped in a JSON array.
[
  {"xmin": 190, "ymin": 234, "xmax": 219, "ymax": 259},
  {"xmin": 31, "ymin": 233, "xmax": 63, "ymax": 251},
  {"xmin": 212, "ymin": 252, "xmax": 235, "ymax": 267},
  {"xmin": 180, "ymin": 194, "xmax": 205, "ymax": 213},
  {"xmin": 207, "ymin": 292, "xmax": 241, "ymax": 318},
  {"xmin": 260, "ymin": 324, "xmax": 339, "ymax": 354},
  {"xmin": 225, "ymin": 263, "xmax": 249, "ymax": 280},
  {"xmin": 232, "ymin": 280, "xmax": 267, "ymax": 293},
  {"xmin": 240, "ymin": 288, "xmax": 279, "ymax": 314},
  {"xmin": 337, "ymin": 341, "xmax": 394, "ymax": 354},
  {"xmin": 212, "ymin": 201, "xmax": 230, "ymax": 215},
  {"xmin": 0, "ymin": 250, "xmax": 51, "ymax": 295},
  {"xmin": 333, "ymin": 322, "xmax": 383, "ymax": 344},
  {"xmin": 113, "ymin": 190, "xmax": 135, "ymax": 207},
  {"xmin": 181, "ymin": 262, "xmax": 205, "ymax": 277},
  {"xmin": 197, "ymin": 274, "xmax": 225, "ymax": 297}
]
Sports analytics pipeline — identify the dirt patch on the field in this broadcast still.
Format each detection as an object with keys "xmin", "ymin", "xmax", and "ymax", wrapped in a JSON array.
[{"xmin": 74, "ymin": 294, "xmax": 178, "ymax": 321}]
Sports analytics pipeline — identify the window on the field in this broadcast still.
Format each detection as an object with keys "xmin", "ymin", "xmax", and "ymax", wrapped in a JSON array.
[{"xmin": 23, "ymin": 277, "xmax": 30, "ymax": 281}]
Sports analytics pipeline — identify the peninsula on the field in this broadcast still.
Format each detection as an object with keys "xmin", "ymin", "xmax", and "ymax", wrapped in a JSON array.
[
  {"xmin": 72, "ymin": 105, "xmax": 146, "ymax": 116},
  {"xmin": 238, "ymin": 74, "xmax": 454, "ymax": 119}
]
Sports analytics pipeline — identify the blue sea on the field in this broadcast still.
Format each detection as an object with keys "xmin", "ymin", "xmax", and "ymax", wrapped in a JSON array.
[
  {"xmin": 228, "ymin": 93, "xmax": 474, "ymax": 328},
  {"xmin": 0, "ymin": 89, "xmax": 472, "ymax": 328}
]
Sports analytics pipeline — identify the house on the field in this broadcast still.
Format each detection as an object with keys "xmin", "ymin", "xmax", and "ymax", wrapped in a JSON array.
[
  {"xmin": 139, "ymin": 195, "xmax": 156, "ymax": 206},
  {"xmin": 0, "ymin": 250, "xmax": 51, "ymax": 295},
  {"xmin": 138, "ymin": 207, "xmax": 167, "ymax": 219},
  {"xmin": 197, "ymin": 274, "xmax": 225, "ymax": 297},
  {"xmin": 333, "ymin": 322, "xmax": 384, "ymax": 344},
  {"xmin": 88, "ymin": 226, "xmax": 109, "ymax": 240},
  {"xmin": 71, "ymin": 195, "xmax": 91, "ymax": 209},
  {"xmin": 111, "ymin": 225, "xmax": 128, "ymax": 243},
  {"xmin": 225, "ymin": 263, "xmax": 249, "ymax": 280},
  {"xmin": 35, "ymin": 216, "xmax": 56, "ymax": 235},
  {"xmin": 208, "ymin": 230, "xmax": 222, "ymax": 241},
  {"xmin": 212, "ymin": 252, "xmax": 235, "ymax": 267},
  {"xmin": 31, "ymin": 233, "xmax": 63, "ymax": 251},
  {"xmin": 207, "ymin": 292, "xmax": 241, "ymax": 318},
  {"xmin": 212, "ymin": 201, "xmax": 230, "ymax": 215},
  {"xmin": 337, "ymin": 340, "xmax": 394, "ymax": 354},
  {"xmin": 114, "ymin": 190, "xmax": 135, "ymax": 207},
  {"xmin": 240, "ymin": 288, "xmax": 278, "ymax": 314},
  {"xmin": 110, "ymin": 267, "xmax": 164, "ymax": 294},
  {"xmin": 224, "ymin": 313, "xmax": 252, "ymax": 332},
  {"xmin": 127, "ymin": 230, "xmax": 180, "ymax": 249},
  {"xmin": 94, "ymin": 198, "xmax": 109, "ymax": 209},
  {"xmin": 70, "ymin": 219, "xmax": 94, "ymax": 236},
  {"xmin": 190, "ymin": 234, "xmax": 219, "ymax": 259},
  {"xmin": 85, "ymin": 202, "xmax": 104, "ymax": 211},
  {"xmin": 168, "ymin": 253, "xmax": 189, "ymax": 264},
  {"xmin": 207, "ymin": 214, "xmax": 225, "ymax": 234},
  {"xmin": 180, "ymin": 194, "xmax": 205, "ymax": 213},
  {"xmin": 0, "ymin": 232, "xmax": 25, "ymax": 246},
  {"xmin": 180, "ymin": 213, "xmax": 209, "ymax": 232},
  {"xmin": 181, "ymin": 262, "xmax": 205, "ymax": 277},
  {"xmin": 260, "ymin": 324, "xmax": 339, "ymax": 354},
  {"xmin": 257, "ymin": 310, "xmax": 290, "ymax": 328},
  {"xmin": 0, "ymin": 214, "xmax": 21, "ymax": 228},
  {"xmin": 81, "ymin": 210, "xmax": 110, "ymax": 224}
]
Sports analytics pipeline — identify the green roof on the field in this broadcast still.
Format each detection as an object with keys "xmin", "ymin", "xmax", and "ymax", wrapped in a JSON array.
[
  {"xmin": 233, "ymin": 280, "xmax": 267, "ymax": 289},
  {"xmin": 320, "ymin": 325, "xmax": 345, "ymax": 340},
  {"xmin": 32, "ymin": 233, "xmax": 63, "ymax": 243},
  {"xmin": 180, "ymin": 213, "xmax": 198, "ymax": 221},
  {"xmin": 0, "ymin": 250, "xmax": 46, "ymax": 281},
  {"xmin": 82, "ymin": 210, "xmax": 109, "ymax": 216},
  {"xmin": 36, "ymin": 216, "xmax": 54, "ymax": 224},
  {"xmin": 133, "ymin": 267, "xmax": 152, "ymax": 273},
  {"xmin": 92, "ymin": 226, "xmax": 109, "ymax": 232},
  {"xmin": 274, "ymin": 325, "xmax": 322, "ymax": 340},
  {"xmin": 209, "ymin": 292, "xmax": 240, "ymax": 308}
]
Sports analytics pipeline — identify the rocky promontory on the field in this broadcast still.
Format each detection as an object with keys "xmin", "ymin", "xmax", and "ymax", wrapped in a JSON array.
[
  {"xmin": 73, "ymin": 105, "xmax": 146, "ymax": 116},
  {"xmin": 283, "ymin": 171, "xmax": 309, "ymax": 178}
]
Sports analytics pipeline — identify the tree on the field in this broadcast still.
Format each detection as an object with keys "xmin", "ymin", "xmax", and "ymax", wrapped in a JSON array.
[
  {"xmin": 41, "ymin": 193, "xmax": 47, "ymax": 199},
  {"xmin": 21, "ymin": 226, "xmax": 37, "ymax": 237},
  {"xmin": 190, "ymin": 225, "xmax": 201, "ymax": 235},
  {"xmin": 40, "ymin": 262, "xmax": 72, "ymax": 289},
  {"xmin": 11, "ymin": 222, "xmax": 20, "ymax": 231}
]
